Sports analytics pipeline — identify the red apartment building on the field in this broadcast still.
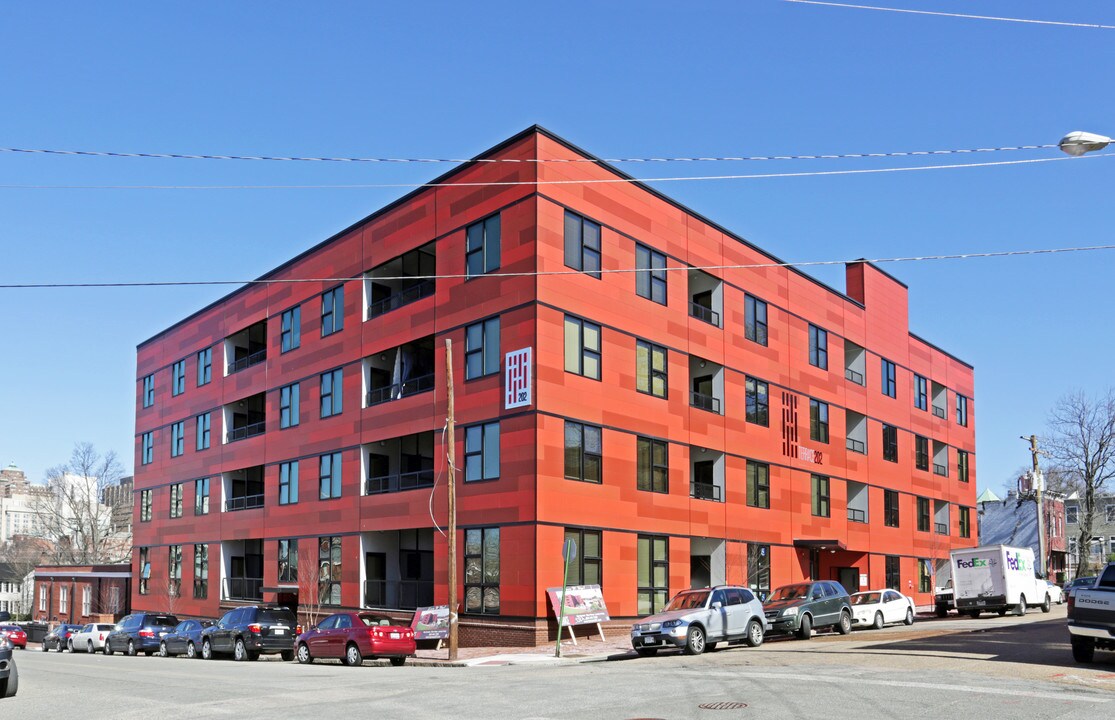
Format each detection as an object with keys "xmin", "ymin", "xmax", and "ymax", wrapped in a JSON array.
[{"xmin": 132, "ymin": 126, "xmax": 977, "ymax": 645}]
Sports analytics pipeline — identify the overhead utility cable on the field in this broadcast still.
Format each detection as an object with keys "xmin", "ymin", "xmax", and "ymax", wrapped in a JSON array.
[{"xmin": 783, "ymin": 1, "xmax": 1115, "ymax": 30}]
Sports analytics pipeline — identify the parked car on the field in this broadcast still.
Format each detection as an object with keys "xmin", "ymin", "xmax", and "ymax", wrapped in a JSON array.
[
  {"xmin": 42, "ymin": 624, "xmax": 85, "ymax": 652},
  {"xmin": 1068, "ymin": 562, "xmax": 1115, "ymax": 663},
  {"xmin": 764, "ymin": 581, "xmax": 853, "ymax": 639},
  {"xmin": 629, "ymin": 585, "xmax": 769, "ymax": 656},
  {"xmin": 69, "ymin": 623, "xmax": 117, "ymax": 653},
  {"xmin": 159, "ymin": 620, "xmax": 213, "ymax": 658},
  {"xmin": 1065, "ymin": 576, "xmax": 1097, "ymax": 599},
  {"xmin": 0, "ymin": 637, "xmax": 17, "ymax": 698},
  {"xmin": 200, "ymin": 606, "xmax": 297, "ymax": 661},
  {"xmin": 1045, "ymin": 581, "xmax": 1065, "ymax": 605},
  {"xmin": 295, "ymin": 612, "xmax": 415, "ymax": 666},
  {"xmin": 104, "ymin": 613, "xmax": 179, "ymax": 656},
  {"xmin": 850, "ymin": 589, "xmax": 916, "ymax": 629},
  {"xmin": 0, "ymin": 626, "xmax": 26, "ymax": 650}
]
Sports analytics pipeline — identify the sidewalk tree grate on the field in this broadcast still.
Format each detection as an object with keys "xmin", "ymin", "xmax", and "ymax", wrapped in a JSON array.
[{"xmin": 699, "ymin": 702, "xmax": 748, "ymax": 710}]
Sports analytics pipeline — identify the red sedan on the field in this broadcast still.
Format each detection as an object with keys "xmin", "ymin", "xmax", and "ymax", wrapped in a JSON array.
[
  {"xmin": 0, "ymin": 626, "xmax": 26, "ymax": 650},
  {"xmin": 295, "ymin": 612, "xmax": 415, "ymax": 666}
]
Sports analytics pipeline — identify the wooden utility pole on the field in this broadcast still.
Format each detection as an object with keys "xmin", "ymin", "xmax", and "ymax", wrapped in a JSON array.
[
  {"xmin": 446, "ymin": 339, "xmax": 458, "ymax": 660},
  {"xmin": 1024, "ymin": 434, "xmax": 1047, "ymax": 579}
]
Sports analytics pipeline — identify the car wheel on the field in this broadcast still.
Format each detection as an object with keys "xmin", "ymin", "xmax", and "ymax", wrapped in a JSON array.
[
  {"xmin": 104, "ymin": 640, "xmax": 113, "ymax": 656},
  {"xmin": 201, "ymin": 639, "xmax": 212, "ymax": 660},
  {"xmin": 838, "ymin": 611, "xmax": 852, "ymax": 635},
  {"xmin": 67, "ymin": 640, "xmax": 74, "ymax": 652},
  {"xmin": 0, "ymin": 663, "xmax": 16, "ymax": 698},
  {"xmin": 344, "ymin": 643, "xmax": 363, "ymax": 667},
  {"xmin": 41, "ymin": 642, "xmax": 48, "ymax": 652},
  {"xmin": 872, "ymin": 612, "xmax": 884, "ymax": 630},
  {"xmin": 635, "ymin": 647, "xmax": 658, "ymax": 657},
  {"xmin": 389, "ymin": 657, "xmax": 406, "ymax": 667},
  {"xmin": 159, "ymin": 642, "xmax": 168, "ymax": 658},
  {"xmin": 797, "ymin": 614, "xmax": 813, "ymax": 640},
  {"xmin": 296, "ymin": 643, "xmax": 313, "ymax": 664},
  {"xmin": 1041, "ymin": 595, "xmax": 1051, "ymax": 613},
  {"xmin": 233, "ymin": 638, "xmax": 247, "ymax": 662},
  {"xmin": 1072, "ymin": 636, "xmax": 1096, "ymax": 663},
  {"xmin": 127, "ymin": 640, "xmax": 136, "ymax": 656},
  {"xmin": 186, "ymin": 642, "xmax": 196, "ymax": 659},
  {"xmin": 935, "ymin": 606, "xmax": 948, "ymax": 618},
  {"xmin": 280, "ymin": 649, "xmax": 294, "ymax": 662},
  {"xmin": 745, "ymin": 619, "xmax": 764, "ymax": 648},
  {"xmin": 1017, "ymin": 595, "xmax": 1027, "ymax": 616},
  {"xmin": 969, "ymin": 609, "xmax": 981, "ymax": 619},
  {"xmin": 996, "ymin": 608, "xmax": 1006, "ymax": 617},
  {"xmin": 683, "ymin": 625, "xmax": 706, "ymax": 655},
  {"xmin": 904, "ymin": 608, "xmax": 915, "ymax": 626},
  {"xmin": 88, "ymin": 640, "xmax": 94, "ymax": 653}
]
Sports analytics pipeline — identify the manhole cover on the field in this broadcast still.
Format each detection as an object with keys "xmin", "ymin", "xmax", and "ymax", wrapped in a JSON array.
[{"xmin": 699, "ymin": 702, "xmax": 748, "ymax": 710}]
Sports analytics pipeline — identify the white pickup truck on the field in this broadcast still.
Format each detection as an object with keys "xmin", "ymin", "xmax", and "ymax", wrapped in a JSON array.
[{"xmin": 1067, "ymin": 563, "xmax": 1115, "ymax": 663}]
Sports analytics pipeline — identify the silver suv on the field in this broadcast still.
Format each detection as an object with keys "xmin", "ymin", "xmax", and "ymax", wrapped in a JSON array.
[{"xmin": 630, "ymin": 585, "xmax": 770, "ymax": 656}]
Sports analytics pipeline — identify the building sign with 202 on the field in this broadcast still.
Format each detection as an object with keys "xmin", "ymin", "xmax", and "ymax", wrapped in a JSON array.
[{"xmin": 546, "ymin": 584, "xmax": 611, "ymax": 626}]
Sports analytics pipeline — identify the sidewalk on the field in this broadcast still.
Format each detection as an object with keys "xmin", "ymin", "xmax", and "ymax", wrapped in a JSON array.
[{"xmin": 410, "ymin": 634, "xmax": 634, "ymax": 667}]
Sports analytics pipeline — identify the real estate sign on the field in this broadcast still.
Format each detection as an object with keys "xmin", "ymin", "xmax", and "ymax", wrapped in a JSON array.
[
  {"xmin": 410, "ymin": 605, "xmax": 450, "ymax": 640},
  {"xmin": 546, "ymin": 584, "xmax": 610, "ymax": 627}
]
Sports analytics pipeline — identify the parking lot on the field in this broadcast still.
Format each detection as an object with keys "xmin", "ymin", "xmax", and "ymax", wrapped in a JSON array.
[{"xmin": 6, "ymin": 606, "xmax": 1113, "ymax": 719}]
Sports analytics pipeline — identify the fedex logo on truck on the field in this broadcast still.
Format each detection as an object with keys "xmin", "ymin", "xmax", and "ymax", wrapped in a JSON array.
[
  {"xmin": 957, "ymin": 558, "xmax": 990, "ymax": 569},
  {"xmin": 1005, "ymin": 552, "xmax": 1031, "ymax": 573}
]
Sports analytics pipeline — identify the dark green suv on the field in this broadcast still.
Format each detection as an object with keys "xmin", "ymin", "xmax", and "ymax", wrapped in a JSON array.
[{"xmin": 763, "ymin": 581, "xmax": 853, "ymax": 639}]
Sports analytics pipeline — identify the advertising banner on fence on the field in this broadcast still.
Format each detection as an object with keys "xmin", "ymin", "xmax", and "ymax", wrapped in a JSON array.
[
  {"xmin": 410, "ymin": 605, "xmax": 450, "ymax": 640},
  {"xmin": 546, "ymin": 584, "xmax": 610, "ymax": 627}
]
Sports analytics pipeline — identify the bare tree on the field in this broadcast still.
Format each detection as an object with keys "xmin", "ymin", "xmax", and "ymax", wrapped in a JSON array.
[
  {"xmin": 297, "ymin": 542, "xmax": 323, "ymax": 629},
  {"xmin": 1044, "ymin": 390, "xmax": 1115, "ymax": 578},
  {"xmin": 34, "ymin": 443, "xmax": 131, "ymax": 565}
]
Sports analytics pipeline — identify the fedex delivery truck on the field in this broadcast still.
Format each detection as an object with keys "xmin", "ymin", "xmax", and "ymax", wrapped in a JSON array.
[{"xmin": 950, "ymin": 545, "xmax": 1052, "ymax": 617}]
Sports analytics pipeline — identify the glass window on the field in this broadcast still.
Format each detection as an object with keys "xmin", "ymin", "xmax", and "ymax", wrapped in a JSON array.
[
  {"xmin": 564, "ymin": 421, "xmax": 603, "ymax": 483},
  {"xmin": 881, "ymin": 359, "xmax": 896, "ymax": 398},
  {"xmin": 635, "ymin": 244, "xmax": 666, "ymax": 305},
  {"xmin": 141, "ymin": 432, "xmax": 153, "ymax": 465},
  {"xmin": 464, "ymin": 527, "xmax": 500, "ymax": 614},
  {"xmin": 197, "ymin": 348, "xmax": 212, "ymax": 386},
  {"xmin": 956, "ymin": 394, "xmax": 969, "ymax": 426},
  {"xmin": 168, "ymin": 545, "xmax": 182, "ymax": 597},
  {"xmin": 465, "ymin": 422, "xmax": 500, "ymax": 482},
  {"xmin": 278, "ymin": 539, "xmax": 298, "ymax": 584},
  {"xmin": 744, "ymin": 295, "xmax": 768, "ymax": 346},
  {"xmin": 809, "ymin": 399, "xmax": 829, "ymax": 443},
  {"xmin": 637, "ymin": 535, "xmax": 669, "ymax": 615},
  {"xmin": 808, "ymin": 325, "xmax": 828, "ymax": 369},
  {"xmin": 170, "ymin": 421, "xmax": 184, "ymax": 458},
  {"xmin": 918, "ymin": 559, "xmax": 932, "ymax": 593},
  {"xmin": 196, "ymin": 413, "xmax": 211, "ymax": 451},
  {"xmin": 169, "ymin": 483, "xmax": 183, "ymax": 519},
  {"xmin": 747, "ymin": 461, "xmax": 770, "ymax": 509},
  {"xmin": 280, "ymin": 383, "xmax": 300, "ymax": 428},
  {"xmin": 959, "ymin": 507, "xmax": 971, "ymax": 538},
  {"xmin": 194, "ymin": 544, "xmax": 208, "ymax": 599},
  {"xmin": 194, "ymin": 478, "xmax": 209, "ymax": 515},
  {"xmin": 563, "ymin": 528, "xmax": 602, "ymax": 586},
  {"xmin": 564, "ymin": 316, "xmax": 601, "ymax": 380},
  {"xmin": 745, "ymin": 377, "xmax": 769, "ymax": 426},
  {"xmin": 917, "ymin": 497, "xmax": 930, "ymax": 532},
  {"xmin": 139, "ymin": 547, "xmax": 150, "ymax": 596},
  {"xmin": 281, "ymin": 306, "xmax": 301, "ymax": 352},
  {"xmin": 915, "ymin": 435, "xmax": 929, "ymax": 471},
  {"xmin": 279, "ymin": 461, "xmax": 299, "ymax": 505},
  {"xmin": 318, "ymin": 536, "xmax": 342, "ymax": 606},
  {"xmin": 636, "ymin": 437, "xmax": 668, "ymax": 493},
  {"xmin": 884, "ymin": 489, "xmax": 899, "ymax": 527},
  {"xmin": 564, "ymin": 211, "xmax": 601, "ymax": 279},
  {"xmin": 142, "ymin": 374, "xmax": 155, "ymax": 408},
  {"xmin": 885, "ymin": 556, "xmax": 900, "ymax": 590},
  {"xmin": 957, "ymin": 450, "xmax": 970, "ymax": 483},
  {"xmin": 319, "ymin": 452, "xmax": 342, "ymax": 500},
  {"xmin": 747, "ymin": 543, "xmax": 770, "ymax": 600},
  {"xmin": 635, "ymin": 340, "xmax": 667, "ymax": 398},
  {"xmin": 914, "ymin": 374, "xmax": 928, "ymax": 411},
  {"xmin": 882, "ymin": 424, "xmax": 898, "ymax": 463},
  {"xmin": 172, "ymin": 359, "xmax": 186, "ymax": 396},
  {"xmin": 320, "ymin": 368, "xmax": 343, "ymax": 418},
  {"xmin": 140, "ymin": 489, "xmax": 152, "ymax": 522},
  {"xmin": 465, "ymin": 214, "xmax": 501, "ymax": 278},
  {"xmin": 1067, "ymin": 505, "xmax": 1078, "ymax": 524},
  {"xmin": 321, "ymin": 285, "xmax": 344, "ymax": 337},
  {"xmin": 465, "ymin": 317, "xmax": 500, "ymax": 380},
  {"xmin": 811, "ymin": 475, "xmax": 830, "ymax": 517}
]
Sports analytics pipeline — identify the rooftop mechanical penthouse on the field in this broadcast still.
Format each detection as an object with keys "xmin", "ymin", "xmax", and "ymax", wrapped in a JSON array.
[{"xmin": 133, "ymin": 126, "xmax": 977, "ymax": 646}]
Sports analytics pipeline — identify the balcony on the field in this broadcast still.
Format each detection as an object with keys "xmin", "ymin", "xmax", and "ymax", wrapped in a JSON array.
[
  {"xmin": 366, "ymin": 469, "xmax": 435, "ymax": 495},
  {"xmin": 846, "ymin": 438, "xmax": 866, "ymax": 454},
  {"xmin": 935, "ymin": 522, "xmax": 948, "ymax": 535},
  {"xmin": 364, "ymin": 336, "xmax": 436, "ymax": 408},
  {"xmin": 228, "ymin": 350, "xmax": 266, "ymax": 374},
  {"xmin": 933, "ymin": 464, "xmax": 947, "ymax": 476},
  {"xmin": 223, "ymin": 577, "xmax": 263, "ymax": 601},
  {"xmin": 690, "ymin": 481, "xmax": 722, "ymax": 502},
  {"xmin": 690, "ymin": 452, "xmax": 724, "ymax": 503},
  {"xmin": 846, "ymin": 480, "xmax": 869, "ymax": 524},
  {"xmin": 363, "ymin": 579, "xmax": 434, "ymax": 610},
  {"xmin": 933, "ymin": 406, "xmax": 947, "ymax": 419},
  {"xmin": 688, "ymin": 270, "xmax": 723, "ymax": 329},
  {"xmin": 224, "ymin": 320, "xmax": 267, "ymax": 376},
  {"xmin": 366, "ymin": 373, "xmax": 435, "ymax": 406},
  {"xmin": 848, "ymin": 508, "xmax": 867, "ymax": 523},
  {"xmin": 223, "ymin": 466, "xmax": 264, "ymax": 512},
  {"xmin": 845, "ymin": 368, "xmax": 864, "ymax": 385},
  {"xmin": 363, "ymin": 432, "xmax": 435, "ymax": 495},
  {"xmin": 364, "ymin": 243, "xmax": 436, "ymax": 321},
  {"xmin": 368, "ymin": 279, "xmax": 435, "ymax": 318},
  {"xmin": 226, "ymin": 494, "xmax": 264, "ymax": 512},
  {"xmin": 227, "ymin": 422, "xmax": 265, "ymax": 443},
  {"xmin": 844, "ymin": 340, "xmax": 866, "ymax": 387},
  {"xmin": 691, "ymin": 391, "xmax": 721, "ymax": 414},
  {"xmin": 689, "ymin": 301, "xmax": 720, "ymax": 328}
]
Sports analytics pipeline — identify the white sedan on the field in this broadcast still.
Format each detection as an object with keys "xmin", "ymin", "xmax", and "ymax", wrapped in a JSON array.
[
  {"xmin": 68, "ymin": 623, "xmax": 116, "ymax": 653},
  {"xmin": 850, "ymin": 589, "xmax": 915, "ymax": 629},
  {"xmin": 1045, "ymin": 581, "xmax": 1065, "ymax": 605}
]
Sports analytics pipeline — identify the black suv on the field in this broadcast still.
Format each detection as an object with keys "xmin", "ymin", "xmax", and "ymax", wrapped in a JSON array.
[
  {"xmin": 200, "ymin": 606, "xmax": 297, "ymax": 661},
  {"xmin": 105, "ymin": 613, "xmax": 180, "ymax": 656},
  {"xmin": 763, "ymin": 581, "xmax": 853, "ymax": 639}
]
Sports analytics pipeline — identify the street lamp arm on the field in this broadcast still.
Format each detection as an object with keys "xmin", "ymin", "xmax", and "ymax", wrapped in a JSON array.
[{"xmin": 1059, "ymin": 131, "xmax": 1112, "ymax": 156}]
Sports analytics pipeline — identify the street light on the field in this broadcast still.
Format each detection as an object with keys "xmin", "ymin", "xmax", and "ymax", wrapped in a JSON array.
[{"xmin": 1058, "ymin": 131, "xmax": 1112, "ymax": 156}]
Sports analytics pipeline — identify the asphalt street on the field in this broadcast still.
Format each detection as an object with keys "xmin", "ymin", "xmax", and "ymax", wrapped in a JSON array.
[{"xmin": 4, "ymin": 606, "xmax": 1113, "ymax": 720}]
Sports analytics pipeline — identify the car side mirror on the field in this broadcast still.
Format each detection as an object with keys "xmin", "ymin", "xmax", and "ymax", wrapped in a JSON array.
[{"xmin": 711, "ymin": 602, "xmax": 722, "ymax": 610}]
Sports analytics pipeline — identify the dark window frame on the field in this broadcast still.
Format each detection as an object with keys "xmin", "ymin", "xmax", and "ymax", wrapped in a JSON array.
[
  {"xmin": 197, "ymin": 348, "xmax": 212, "ymax": 387},
  {"xmin": 745, "ymin": 377, "xmax": 769, "ymax": 426},
  {"xmin": 957, "ymin": 450, "xmax": 970, "ymax": 483},
  {"xmin": 885, "ymin": 556, "xmax": 900, "ymax": 591},
  {"xmin": 465, "ymin": 214, "xmax": 501, "ymax": 278},
  {"xmin": 636, "ymin": 436, "xmax": 668, "ymax": 493},
  {"xmin": 193, "ymin": 544, "xmax": 208, "ymax": 599},
  {"xmin": 280, "ymin": 383, "xmax": 300, "ymax": 428},
  {"xmin": 196, "ymin": 413, "xmax": 211, "ymax": 451},
  {"xmin": 809, "ymin": 399, "xmax": 829, "ymax": 444},
  {"xmin": 172, "ymin": 359, "xmax": 186, "ymax": 397},
  {"xmin": 141, "ymin": 432, "xmax": 153, "ymax": 465},
  {"xmin": 320, "ymin": 368, "xmax": 343, "ymax": 418},
  {"xmin": 281, "ymin": 305, "xmax": 301, "ymax": 352},
  {"xmin": 637, "ymin": 535, "xmax": 669, "ymax": 615},
  {"xmin": 881, "ymin": 359, "xmax": 896, "ymax": 398},
  {"xmin": 916, "ymin": 496, "xmax": 931, "ymax": 532},
  {"xmin": 142, "ymin": 374, "xmax": 155, "ymax": 408},
  {"xmin": 744, "ymin": 294, "xmax": 768, "ymax": 346},
  {"xmin": 635, "ymin": 339, "xmax": 668, "ymax": 398},
  {"xmin": 563, "ymin": 210, "xmax": 602, "ymax": 280},
  {"xmin": 808, "ymin": 325, "xmax": 828, "ymax": 370},
  {"xmin": 464, "ymin": 421, "xmax": 500, "ymax": 482},
  {"xmin": 140, "ymin": 489, "xmax": 152, "ymax": 522},
  {"xmin": 318, "ymin": 536, "xmax": 342, "ymax": 606},
  {"xmin": 635, "ymin": 244, "xmax": 667, "ymax": 305},
  {"xmin": 563, "ymin": 527, "xmax": 602, "ymax": 587},
  {"xmin": 959, "ymin": 506, "xmax": 971, "ymax": 538},
  {"xmin": 915, "ymin": 435, "xmax": 929, "ymax": 471},
  {"xmin": 194, "ymin": 477, "xmax": 209, "ymax": 515},
  {"xmin": 884, "ymin": 489, "xmax": 900, "ymax": 527},
  {"xmin": 747, "ymin": 461, "xmax": 770, "ymax": 509},
  {"xmin": 321, "ymin": 285, "xmax": 345, "ymax": 337},
  {"xmin": 564, "ymin": 421, "xmax": 603, "ymax": 484},
  {"xmin": 882, "ymin": 424, "xmax": 898, "ymax": 463},
  {"xmin": 811, "ymin": 474, "xmax": 830, "ymax": 517},
  {"xmin": 279, "ymin": 461, "xmax": 299, "ymax": 505},
  {"xmin": 170, "ymin": 421, "xmax": 185, "ymax": 458},
  {"xmin": 278, "ymin": 538, "xmax": 298, "ymax": 584},
  {"xmin": 465, "ymin": 316, "xmax": 501, "ymax": 380},
  {"xmin": 956, "ymin": 393, "xmax": 969, "ymax": 427},
  {"xmin": 464, "ymin": 527, "xmax": 500, "ymax": 615},
  {"xmin": 169, "ymin": 483, "xmax": 183, "ymax": 519},
  {"xmin": 914, "ymin": 374, "xmax": 928, "ymax": 411},
  {"xmin": 319, "ymin": 452, "xmax": 342, "ymax": 500},
  {"xmin": 564, "ymin": 315, "xmax": 602, "ymax": 381}
]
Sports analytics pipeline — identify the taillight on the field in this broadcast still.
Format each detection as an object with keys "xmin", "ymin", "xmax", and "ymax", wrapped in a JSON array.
[
  {"xmin": 1067, "ymin": 595, "xmax": 1075, "ymax": 615},
  {"xmin": 295, "ymin": 624, "xmax": 303, "ymax": 635},
  {"xmin": 138, "ymin": 630, "xmax": 155, "ymax": 638},
  {"xmin": 247, "ymin": 623, "xmax": 262, "ymax": 634},
  {"xmin": 98, "ymin": 633, "xmax": 105, "ymax": 641}
]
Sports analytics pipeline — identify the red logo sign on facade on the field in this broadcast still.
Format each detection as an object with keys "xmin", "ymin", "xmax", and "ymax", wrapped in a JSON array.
[
  {"xmin": 798, "ymin": 446, "xmax": 823, "ymax": 464},
  {"xmin": 505, "ymin": 347, "xmax": 532, "ymax": 409}
]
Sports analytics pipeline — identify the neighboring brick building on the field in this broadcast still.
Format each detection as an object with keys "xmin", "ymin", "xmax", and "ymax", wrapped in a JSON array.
[
  {"xmin": 1065, "ymin": 492, "xmax": 1115, "ymax": 578},
  {"xmin": 32, "ymin": 565, "xmax": 130, "ymax": 624},
  {"xmin": 132, "ymin": 126, "xmax": 977, "ymax": 645},
  {"xmin": 977, "ymin": 491, "xmax": 1067, "ymax": 583}
]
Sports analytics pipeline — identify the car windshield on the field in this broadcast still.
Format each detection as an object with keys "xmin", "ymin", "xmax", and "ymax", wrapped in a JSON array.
[
  {"xmin": 769, "ymin": 584, "xmax": 810, "ymax": 602},
  {"xmin": 851, "ymin": 593, "xmax": 881, "ymax": 605},
  {"xmin": 664, "ymin": 591, "xmax": 709, "ymax": 611},
  {"xmin": 258, "ymin": 610, "xmax": 294, "ymax": 625},
  {"xmin": 358, "ymin": 614, "xmax": 394, "ymax": 627},
  {"xmin": 1073, "ymin": 577, "xmax": 1096, "ymax": 587}
]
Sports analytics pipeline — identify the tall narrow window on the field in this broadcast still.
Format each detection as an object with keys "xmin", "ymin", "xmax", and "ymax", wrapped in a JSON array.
[
  {"xmin": 809, "ymin": 399, "xmax": 829, "ymax": 443},
  {"xmin": 747, "ymin": 544, "xmax": 771, "ymax": 599},
  {"xmin": 465, "ymin": 214, "xmax": 501, "ymax": 277},
  {"xmin": 169, "ymin": 483, "xmax": 183, "ymax": 518},
  {"xmin": 464, "ymin": 422, "xmax": 500, "ymax": 482},
  {"xmin": 635, "ymin": 340, "xmax": 667, "ymax": 398},
  {"xmin": 957, "ymin": 450, "xmax": 970, "ymax": 483},
  {"xmin": 884, "ymin": 489, "xmax": 900, "ymax": 527},
  {"xmin": 917, "ymin": 496, "xmax": 930, "ymax": 532},
  {"xmin": 279, "ymin": 461, "xmax": 299, "ymax": 505},
  {"xmin": 196, "ymin": 412, "xmax": 211, "ymax": 451},
  {"xmin": 564, "ymin": 528, "xmax": 602, "ymax": 586},
  {"xmin": 808, "ymin": 325, "xmax": 828, "ymax": 370},
  {"xmin": 915, "ymin": 435, "xmax": 929, "ymax": 471},
  {"xmin": 564, "ymin": 316, "xmax": 601, "ymax": 380},
  {"xmin": 170, "ymin": 421, "xmax": 184, "ymax": 457},
  {"xmin": 635, "ymin": 244, "xmax": 667, "ymax": 305},
  {"xmin": 811, "ymin": 475, "xmax": 830, "ymax": 517},
  {"xmin": 194, "ymin": 477, "xmax": 209, "ymax": 515},
  {"xmin": 744, "ymin": 294, "xmax": 768, "ymax": 346},
  {"xmin": 280, "ymin": 383, "xmax": 300, "ymax": 428},
  {"xmin": 918, "ymin": 559, "xmax": 932, "ymax": 593},
  {"xmin": 564, "ymin": 211, "xmax": 602, "ymax": 279},
  {"xmin": 278, "ymin": 539, "xmax": 298, "ymax": 583},
  {"xmin": 318, "ymin": 536, "xmax": 342, "ymax": 605},
  {"xmin": 281, "ymin": 306, "xmax": 301, "ymax": 352},
  {"xmin": 320, "ymin": 368, "xmax": 343, "ymax": 418},
  {"xmin": 637, "ymin": 535, "xmax": 669, "ymax": 615},
  {"xmin": 141, "ymin": 432, "xmax": 153, "ymax": 465},
  {"xmin": 197, "ymin": 348, "xmax": 212, "ymax": 386},
  {"xmin": 914, "ymin": 374, "xmax": 928, "ymax": 411},
  {"xmin": 464, "ymin": 527, "xmax": 500, "ymax": 614},
  {"xmin": 959, "ymin": 506, "xmax": 971, "ymax": 538},
  {"xmin": 465, "ymin": 316, "xmax": 500, "ymax": 380},
  {"xmin": 745, "ymin": 377, "xmax": 769, "ymax": 426},
  {"xmin": 747, "ymin": 461, "xmax": 770, "ymax": 509},
  {"xmin": 564, "ymin": 421, "xmax": 603, "ymax": 484},
  {"xmin": 885, "ymin": 556, "xmax": 900, "ymax": 590},
  {"xmin": 140, "ymin": 489, "xmax": 152, "ymax": 522},
  {"xmin": 168, "ymin": 545, "xmax": 182, "ymax": 597},
  {"xmin": 636, "ymin": 437, "xmax": 668, "ymax": 493},
  {"xmin": 172, "ymin": 359, "xmax": 186, "ymax": 396},
  {"xmin": 319, "ymin": 452, "xmax": 342, "ymax": 500},
  {"xmin": 139, "ymin": 547, "xmax": 150, "ymax": 595},
  {"xmin": 956, "ymin": 394, "xmax": 969, "ymax": 426},
  {"xmin": 881, "ymin": 359, "xmax": 896, "ymax": 398},
  {"xmin": 882, "ymin": 424, "xmax": 898, "ymax": 462},
  {"xmin": 321, "ymin": 285, "xmax": 344, "ymax": 337},
  {"xmin": 142, "ymin": 374, "xmax": 155, "ymax": 408}
]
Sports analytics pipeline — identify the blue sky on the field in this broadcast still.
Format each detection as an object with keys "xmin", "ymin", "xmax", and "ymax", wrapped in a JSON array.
[{"xmin": 1, "ymin": 1, "xmax": 1112, "ymax": 494}]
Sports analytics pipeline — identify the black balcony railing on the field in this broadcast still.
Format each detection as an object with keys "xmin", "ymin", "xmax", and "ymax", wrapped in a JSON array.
[
  {"xmin": 224, "ymin": 577, "xmax": 263, "ymax": 601},
  {"xmin": 845, "ymin": 368, "xmax": 864, "ymax": 385},
  {"xmin": 689, "ymin": 302, "xmax": 721, "ymax": 328},
  {"xmin": 690, "ymin": 481, "xmax": 722, "ymax": 502},
  {"xmin": 227, "ymin": 421, "xmax": 265, "ymax": 443},
  {"xmin": 366, "ymin": 373, "xmax": 435, "ymax": 407},
  {"xmin": 226, "ymin": 494, "xmax": 264, "ymax": 512},
  {"xmin": 691, "ymin": 391, "xmax": 721, "ymax": 414},
  {"xmin": 367, "ymin": 279, "xmax": 436, "ymax": 318},
  {"xmin": 933, "ymin": 406, "xmax": 947, "ymax": 419},
  {"xmin": 848, "ymin": 507, "xmax": 867, "ymax": 523},
  {"xmin": 365, "ymin": 469, "xmax": 436, "ymax": 495},
  {"xmin": 363, "ymin": 579, "xmax": 434, "ymax": 610},
  {"xmin": 846, "ymin": 438, "xmax": 866, "ymax": 454},
  {"xmin": 935, "ymin": 522, "xmax": 948, "ymax": 535},
  {"xmin": 933, "ymin": 463, "xmax": 948, "ymax": 477},
  {"xmin": 227, "ymin": 350, "xmax": 266, "ymax": 374}
]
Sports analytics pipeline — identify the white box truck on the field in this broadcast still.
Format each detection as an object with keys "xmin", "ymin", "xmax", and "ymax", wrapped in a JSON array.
[{"xmin": 950, "ymin": 545, "xmax": 1053, "ymax": 617}]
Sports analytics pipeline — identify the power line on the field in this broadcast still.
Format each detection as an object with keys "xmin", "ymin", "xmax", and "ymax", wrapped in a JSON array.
[
  {"xmin": 0, "ymin": 142, "xmax": 1056, "ymax": 165},
  {"xmin": 783, "ymin": 0, "xmax": 1115, "ymax": 30},
  {"xmin": 2, "ymin": 244, "xmax": 1111, "ymax": 289},
  {"xmin": 0, "ymin": 153, "xmax": 1102, "ymax": 190}
]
